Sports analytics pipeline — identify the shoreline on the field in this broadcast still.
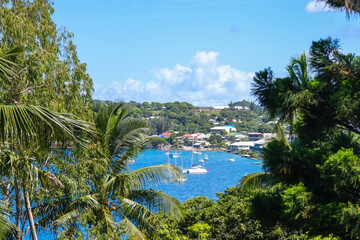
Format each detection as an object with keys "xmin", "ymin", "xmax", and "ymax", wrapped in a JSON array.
[{"xmin": 150, "ymin": 146, "xmax": 263, "ymax": 160}]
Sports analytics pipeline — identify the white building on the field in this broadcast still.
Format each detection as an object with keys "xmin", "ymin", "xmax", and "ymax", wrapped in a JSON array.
[
  {"xmin": 210, "ymin": 126, "xmax": 236, "ymax": 134},
  {"xmin": 212, "ymin": 106, "xmax": 230, "ymax": 110},
  {"xmin": 230, "ymin": 142, "xmax": 255, "ymax": 151},
  {"xmin": 234, "ymin": 106, "xmax": 250, "ymax": 110},
  {"xmin": 230, "ymin": 139, "xmax": 266, "ymax": 152}
]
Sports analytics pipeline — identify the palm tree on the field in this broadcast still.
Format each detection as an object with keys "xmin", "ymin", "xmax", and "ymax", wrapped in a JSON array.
[
  {"xmin": 252, "ymin": 54, "xmax": 312, "ymax": 140},
  {"xmin": 284, "ymin": 53, "xmax": 313, "ymax": 140},
  {"xmin": 319, "ymin": 0, "xmax": 360, "ymax": 17},
  {"xmin": 0, "ymin": 201, "xmax": 18, "ymax": 239},
  {"xmin": 36, "ymin": 103, "xmax": 183, "ymax": 239},
  {"xmin": 239, "ymin": 123, "xmax": 290, "ymax": 191},
  {"xmin": 251, "ymin": 67, "xmax": 279, "ymax": 120},
  {"xmin": 0, "ymin": 47, "xmax": 95, "ymax": 240}
]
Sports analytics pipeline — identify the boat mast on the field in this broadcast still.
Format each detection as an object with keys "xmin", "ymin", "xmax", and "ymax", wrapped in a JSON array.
[{"xmin": 191, "ymin": 134, "xmax": 194, "ymax": 166}]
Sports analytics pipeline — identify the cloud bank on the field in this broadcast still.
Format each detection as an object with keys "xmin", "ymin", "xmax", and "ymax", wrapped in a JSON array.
[
  {"xmin": 305, "ymin": 1, "xmax": 331, "ymax": 13},
  {"xmin": 94, "ymin": 52, "xmax": 254, "ymax": 106}
]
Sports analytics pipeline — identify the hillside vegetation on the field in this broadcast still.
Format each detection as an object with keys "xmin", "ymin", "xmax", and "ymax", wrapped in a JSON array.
[{"xmin": 94, "ymin": 100, "xmax": 275, "ymax": 135}]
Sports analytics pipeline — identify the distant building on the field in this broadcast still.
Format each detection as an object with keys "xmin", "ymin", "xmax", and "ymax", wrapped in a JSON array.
[
  {"xmin": 263, "ymin": 133, "xmax": 277, "ymax": 139},
  {"xmin": 231, "ymin": 139, "xmax": 266, "ymax": 152},
  {"xmin": 160, "ymin": 132, "xmax": 172, "ymax": 138},
  {"xmin": 145, "ymin": 116, "xmax": 160, "ymax": 121},
  {"xmin": 234, "ymin": 106, "xmax": 250, "ymax": 110},
  {"xmin": 210, "ymin": 126, "xmax": 236, "ymax": 134},
  {"xmin": 182, "ymin": 133, "xmax": 205, "ymax": 140},
  {"xmin": 225, "ymin": 132, "xmax": 246, "ymax": 141},
  {"xmin": 230, "ymin": 141, "xmax": 255, "ymax": 151},
  {"xmin": 250, "ymin": 139, "xmax": 266, "ymax": 153},
  {"xmin": 194, "ymin": 107, "xmax": 213, "ymax": 112},
  {"xmin": 202, "ymin": 133, "xmax": 212, "ymax": 140},
  {"xmin": 248, "ymin": 133, "xmax": 264, "ymax": 141},
  {"xmin": 212, "ymin": 106, "xmax": 230, "ymax": 110}
]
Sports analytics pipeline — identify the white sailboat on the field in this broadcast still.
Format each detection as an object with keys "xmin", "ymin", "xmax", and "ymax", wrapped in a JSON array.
[
  {"xmin": 183, "ymin": 164, "xmax": 207, "ymax": 174},
  {"xmin": 204, "ymin": 154, "xmax": 208, "ymax": 160},
  {"xmin": 166, "ymin": 151, "xmax": 188, "ymax": 181},
  {"xmin": 183, "ymin": 136, "xmax": 208, "ymax": 174}
]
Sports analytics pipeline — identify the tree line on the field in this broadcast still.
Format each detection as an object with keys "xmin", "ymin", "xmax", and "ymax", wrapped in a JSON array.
[
  {"xmin": 1, "ymin": 0, "xmax": 360, "ymax": 239},
  {"xmin": 0, "ymin": 1, "xmax": 181, "ymax": 239},
  {"xmin": 151, "ymin": 36, "xmax": 360, "ymax": 239}
]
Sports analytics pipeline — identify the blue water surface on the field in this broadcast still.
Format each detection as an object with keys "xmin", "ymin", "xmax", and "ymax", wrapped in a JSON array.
[
  {"xmin": 26, "ymin": 149, "xmax": 262, "ymax": 239},
  {"xmin": 129, "ymin": 149, "xmax": 262, "ymax": 202}
]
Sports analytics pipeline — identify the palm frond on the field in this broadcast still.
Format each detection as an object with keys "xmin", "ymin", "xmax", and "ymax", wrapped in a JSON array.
[
  {"xmin": 105, "ymin": 173, "xmax": 131, "ymax": 197},
  {"xmin": 119, "ymin": 216, "xmax": 147, "ymax": 240},
  {"xmin": 128, "ymin": 189, "xmax": 183, "ymax": 220},
  {"xmin": 95, "ymin": 206, "xmax": 117, "ymax": 235},
  {"xmin": 318, "ymin": 0, "xmax": 360, "ymax": 17},
  {"xmin": 112, "ymin": 118, "xmax": 149, "ymax": 151},
  {"xmin": 115, "ymin": 198, "xmax": 158, "ymax": 239},
  {"xmin": 0, "ymin": 46, "xmax": 22, "ymax": 80},
  {"xmin": 239, "ymin": 172, "xmax": 275, "ymax": 192},
  {"xmin": 33, "ymin": 195, "xmax": 79, "ymax": 231},
  {"xmin": 105, "ymin": 103, "xmax": 129, "ymax": 137},
  {"xmin": 275, "ymin": 122, "xmax": 291, "ymax": 148},
  {"xmin": 0, "ymin": 105, "xmax": 94, "ymax": 146},
  {"xmin": 0, "ymin": 201, "xmax": 18, "ymax": 240},
  {"xmin": 53, "ymin": 209, "xmax": 81, "ymax": 228},
  {"xmin": 127, "ymin": 164, "xmax": 182, "ymax": 189},
  {"xmin": 115, "ymin": 133, "xmax": 148, "ymax": 165}
]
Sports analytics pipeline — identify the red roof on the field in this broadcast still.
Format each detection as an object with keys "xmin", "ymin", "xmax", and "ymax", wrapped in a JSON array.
[
  {"xmin": 161, "ymin": 132, "xmax": 173, "ymax": 137},
  {"xmin": 248, "ymin": 133, "xmax": 264, "ymax": 136},
  {"xmin": 183, "ymin": 133, "xmax": 203, "ymax": 139},
  {"xmin": 183, "ymin": 134, "xmax": 193, "ymax": 138}
]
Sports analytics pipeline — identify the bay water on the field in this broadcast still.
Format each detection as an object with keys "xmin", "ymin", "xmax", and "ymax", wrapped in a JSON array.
[
  {"xmin": 129, "ymin": 149, "xmax": 263, "ymax": 202},
  {"xmin": 28, "ymin": 149, "xmax": 262, "ymax": 239}
]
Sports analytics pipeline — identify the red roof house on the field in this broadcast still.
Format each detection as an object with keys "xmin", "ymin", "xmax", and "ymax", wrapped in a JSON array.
[{"xmin": 160, "ymin": 132, "xmax": 173, "ymax": 138}]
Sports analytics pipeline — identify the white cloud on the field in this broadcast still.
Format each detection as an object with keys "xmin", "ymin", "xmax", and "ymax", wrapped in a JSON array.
[
  {"xmin": 305, "ymin": 1, "xmax": 331, "ymax": 13},
  {"xmin": 94, "ymin": 51, "xmax": 255, "ymax": 106}
]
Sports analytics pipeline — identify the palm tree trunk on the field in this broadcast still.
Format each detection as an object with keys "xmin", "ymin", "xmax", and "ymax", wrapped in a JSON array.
[
  {"xmin": 14, "ymin": 175, "xmax": 22, "ymax": 240},
  {"xmin": 22, "ymin": 183, "xmax": 37, "ymax": 240}
]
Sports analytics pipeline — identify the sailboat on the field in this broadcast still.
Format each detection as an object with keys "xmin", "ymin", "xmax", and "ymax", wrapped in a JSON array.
[
  {"xmin": 166, "ymin": 151, "xmax": 188, "ymax": 181},
  {"xmin": 204, "ymin": 154, "xmax": 208, "ymax": 160},
  {"xmin": 183, "ymin": 137, "xmax": 208, "ymax": 174}
]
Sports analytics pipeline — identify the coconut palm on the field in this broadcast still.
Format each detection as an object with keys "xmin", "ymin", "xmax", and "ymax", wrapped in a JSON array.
[
  {"xmin": 239, "ymin": 123, "xmax": 290, "ymax": 191},
  {"xmin": 252, "ymin": 54, "xmax": 312, "ymax": 140},
  {"xmin": 251, "ymin": 67, "xmax": 279, "ymax": 120},
  {"xmin": 0, "ymin": 47, "xmax": 95, "ymax": 240},
  {"xmin": 319, "ymin": 0, "xmax": 360, "ymax": 17},
  {"xmin": 35, "ymin": 103, "xmax": 183, "ymax": 239},
  {"xmin": 0, "ymin": 200, "xmax": 18, "ymax": 240}
]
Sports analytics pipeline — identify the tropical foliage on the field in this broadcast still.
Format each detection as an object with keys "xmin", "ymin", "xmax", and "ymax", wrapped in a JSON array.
[
  {"xmin": 103, "ymin": 99, "xmax": 273, "ymax": 134},
  {"xmin": 39, "ymin": 103, "xmax": 184, "ymax": 240},
  {"xmin": 0, "ymin": 2, "xmax": 182, "ymax": 240},
  {"xmin": 153, "ymin": 38, "xmax": 360, "ymax": 239},
  {"xmin": 1, "ymin": 0, "xmax": 360, "ymax": 239},
  {"xmin": 319, "ymin": 0, "xmax": 360, "ymax": 17}
]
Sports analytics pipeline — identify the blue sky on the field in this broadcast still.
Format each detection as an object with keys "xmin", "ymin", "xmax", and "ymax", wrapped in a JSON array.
[{"xmin": 53, "ymin": 0, "xmax": 360, "ymax": 106}]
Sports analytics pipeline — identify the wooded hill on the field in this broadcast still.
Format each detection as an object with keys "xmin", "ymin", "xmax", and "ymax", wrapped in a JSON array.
[{"xmin": 93, "ymin": 99, "xmax": 275, "ymax": 135}]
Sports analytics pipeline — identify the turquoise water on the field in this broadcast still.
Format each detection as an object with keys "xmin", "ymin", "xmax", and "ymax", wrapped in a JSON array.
[
  {"xmin": 26, "ymin": 149, "xmax": 262, "ymax": 239},
  {"xmin": 129, "ymin": 149, "xmax": 263, "ymax": 202}
]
